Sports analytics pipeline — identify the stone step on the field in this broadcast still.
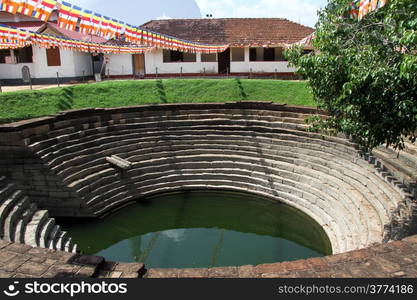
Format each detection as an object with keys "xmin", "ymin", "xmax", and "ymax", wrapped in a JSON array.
[
  {"xmin": 114, "ymin": 114, "xmax": 308, "ymax": 127},
  {"xmin": 373, "ymin": 148, "xmax": 417, "ymax": 183},
  {"xmin": 377, "ymin": 145, "xmax": 417, "ymax": 169},
  {"xmin": 125, "ymin": 151, "xmax": 399, "ymax": 205},
  {"xmin": 91, "ymin": 165, "xmax": 364, "ymax": 215},
  {"xmin": 30, "ymin": 111, "xmax": 311, "ymax": 147},
  {"xmin": 404, "ymin": 141, "xmax": 417, "ymax": 156},
  {"xmin": 70, "ymin": 151, "xmax": 346, "ymax": 189},
  {"xmin": 39, "ymin": 218, "xmax": 55, "ymax": 248},
  {"xmin": 81, "ymin": 156, "xmax": 392, "ymax": 231},
  {"xmin": 54, "ymin": 137, "xmax": 400, "ymax": 214},
  {"xmin": 14, "ymin": 203, "xmax": 38, "ymax": 243},
  {"xmin": 63, "ymin": 163, "xmax": 110, "ymax": 185},
  {"xmin": 47, "ymin": 225, "xmax": 62, "ymax": 250},
  {"xmin": 56, "ymin": 156, "xmax": 107, "ymax": 179},
  {"xmin": 0, "ymin": 184, "xmax": 17, "ymax": 205},
  {"xmin": 24, "ymin": 210, "xmax": 49, "ymax": 247},
  {"xmin": 0, "ymin": 176, "xmax": 7, "ymax": 188},
  {"xmin": 67, "ymin": 168, "xmax": 115, "ymax": 190},
  {"xmin": 120, "ymin": 144, "xmax": 396, "ymax": 197},
  {"xmin": 20, "ymin": 203, "xmax": 39, "ymax": 224},
  {"xmin": 0, "ymin": 190, "xmax": 25, "ymax": 238},
  {"xmin": 45, "ymin": 135, "xmax": 355, "ymax": 177},
  {"xmin": 64, "ymin": 237, "xmax": 73, "ymax": 252},
  {"xmin": 55, "ymin": 231, "xmax": 69, "ymax": 251},
  {"xmin": 41, "ymin": 126, "xmax": 354, "ymax": 163},
  {"xmin": 54, "ymin": 137, "xmax": 354, "ymax": 177},
  {"xmin": 13, "ymin": 219, "xmax": 24, "ymax": 243},
  {"xmin": 2, "ymin": 196, "xmax": 31, "ymax": 242},
  {"xmin": 40, "ymin": 124, "xmax": 356, "ymax": 167}
]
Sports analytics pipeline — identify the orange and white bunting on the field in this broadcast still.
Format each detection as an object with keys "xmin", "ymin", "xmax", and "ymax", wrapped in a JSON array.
[{"xmin": 1, "ymin": 0, "xmax": 229, "ymax": 53}]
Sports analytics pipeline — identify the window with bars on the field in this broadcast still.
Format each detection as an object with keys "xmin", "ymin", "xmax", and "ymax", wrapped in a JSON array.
[
  {"xmin": 13, "ymin": 46, "xmax": 33, "ymax": 63},
  {"xmin": 163, "ymin": 50, "xmax": 196, "ymax": 63},
  {"xmin": 249, "ymin": 47, "xmax": 286, "ymax": 62},
  {"xmin": 0, "ymin": 49, "xmax": 11, "ymax": 64},
  {"xmin": 231, "ymin": 48, "xmax": 245, "ymax": 62},
  {"xmin": 201, "ymin": 53, "xmax": 217, "ymax": 62}
]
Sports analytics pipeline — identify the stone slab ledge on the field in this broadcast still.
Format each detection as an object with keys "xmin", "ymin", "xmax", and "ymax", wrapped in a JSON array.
[{"xmin": 1, "ymin": 235, "xmax": 416, "ymax": 278}]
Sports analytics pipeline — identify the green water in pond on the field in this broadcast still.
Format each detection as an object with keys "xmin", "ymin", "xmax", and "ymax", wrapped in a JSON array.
[{"xmin": 58, "ymin": 191, "xmax": 332, "ymax": 268}]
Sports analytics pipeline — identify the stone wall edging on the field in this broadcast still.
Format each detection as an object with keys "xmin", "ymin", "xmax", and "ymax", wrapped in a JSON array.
[{"xmin": 1, "ymin": 236, "xmax": 416, "ymax": 278}]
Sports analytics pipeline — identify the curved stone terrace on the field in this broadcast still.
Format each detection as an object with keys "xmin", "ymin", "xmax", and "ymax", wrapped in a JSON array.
[{"xmin": 0, "ymin": 102, "xmax": 415, "ymax": 278}]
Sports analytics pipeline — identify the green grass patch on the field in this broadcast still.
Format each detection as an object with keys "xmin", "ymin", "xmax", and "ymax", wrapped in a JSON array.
[{"xmin": 0, "ymin": 79, "xmax": 315, "ymax": 124}]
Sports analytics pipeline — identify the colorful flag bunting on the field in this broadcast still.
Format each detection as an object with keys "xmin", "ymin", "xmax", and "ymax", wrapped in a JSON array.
[
  {"xmin": 109, "ymin": 18, "xmax": 118, "ymax": 37},
  {"xmin": 32, "ymin": 0, "xmax": 57, "ymax": 21},
  {"xmin": 101, "ymin": 16, "xmax": 110, "ymax": 37},
  {"xmin": 370, "ymin": 0, "xmax": 379, "ymax": 10},
  {"xmin": 348, "ymin": 0, "xmax": 389, "ymax": 21},
  {"xmin": 18, "ymin": 0, "xmax": 40, "ymax": 17},
  {"xmin": 0, "ymin": 0, "xmax": 23, "ymax": 14},
  {"xmin": 1, "ymin": 0, "xmax": 229, "ymax": 53},
  {"xmin": 91, "ymin": 12, "xmax": 103, "ymax": 36},
  {"xmin": 348, "ymin": 1, "xmax": 359, "ymax": 19},
  {"xmin": 57, "ymin": 1, "xmax": 72, "ymax": 29},
  {"xmin": 358, "ymin": 0, "xmax": 370, "ymax": 20},
  {"xmin": 79, "ymin": 9, "xmax": 92, "ymax": 34},
  {"xmin": 67, "ymin": 4, "xmax": 81, "ymax": 31},
  {"xmin": 116, "ymin": 20, "xmax": 124, "ymax": 36},
  {"xmin": 0, "ymin": 24, "xmax": 151, "ymax": 54}
]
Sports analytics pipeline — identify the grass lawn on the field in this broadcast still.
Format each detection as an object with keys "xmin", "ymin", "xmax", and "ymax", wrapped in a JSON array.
[{"xmin": 0, "ymin": 79, "xmax": 315, "ymax": 124}]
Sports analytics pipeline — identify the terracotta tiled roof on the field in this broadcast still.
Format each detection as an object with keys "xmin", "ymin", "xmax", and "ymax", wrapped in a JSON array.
[
  {"xmin": 1, "ymin": 21, "xmax": 106, "ymax": 43},
  {"xmin": 45, "ymin": 23, "xmax": 107, "ymax": 43},
  {"xmin": 1, "ymin": 21, "xmax": 45, "ymax": 32},
  {"xmin": 141, "ymin": 18, "xmax": 314, "ymax": 47}
]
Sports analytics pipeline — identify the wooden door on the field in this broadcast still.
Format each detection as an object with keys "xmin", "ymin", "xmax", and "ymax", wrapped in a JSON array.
[
  {"xmin": 133, "ymin": 54, "xmax": 145, "ymax": 75},
  {"xmin": 218, "ymin": 48, "xmax": 230, "ymax": 74}
]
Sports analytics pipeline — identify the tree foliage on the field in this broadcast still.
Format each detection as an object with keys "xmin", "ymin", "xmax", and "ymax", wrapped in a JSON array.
[{"xmin": 286, "ymin": 0, "xmax": 417, "ymax": 150}]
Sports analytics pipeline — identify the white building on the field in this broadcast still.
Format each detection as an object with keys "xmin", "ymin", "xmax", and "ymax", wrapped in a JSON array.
[
  {"xmin": 106, "ymin": 18, "xmax": 314, "ymax": 79},
  {"xmin": 0, "ymin": 11, "xmax": 105, "ymax": 85},
  {"xmin": 1, "ymin": 14, "xmax": 314, "ymax": 84}
]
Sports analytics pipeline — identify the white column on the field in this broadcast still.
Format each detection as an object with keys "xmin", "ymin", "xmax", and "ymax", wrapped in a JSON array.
[
  {"xmin": 244, "ymin": 47, "xmax": 251, "ymax": 73},
  {"xmin": 244, "ymin": 47, "xmax": 250, "ymax": 62}
]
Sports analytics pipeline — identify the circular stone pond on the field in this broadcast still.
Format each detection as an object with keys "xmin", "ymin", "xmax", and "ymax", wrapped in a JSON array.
[{"xmin": 58, "ymin": 191, "xmax": 332, "ymax": 269}]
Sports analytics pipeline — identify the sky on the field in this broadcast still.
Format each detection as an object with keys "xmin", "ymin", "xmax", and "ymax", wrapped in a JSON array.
[{"xmin": 70, "ymin": 0, "xmax": 328, "ymax": 28}]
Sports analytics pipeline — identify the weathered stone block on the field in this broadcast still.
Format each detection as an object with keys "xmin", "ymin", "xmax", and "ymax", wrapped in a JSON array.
[
  {"xmin": 207, "ymin": 267, "xmax": 238, "ymax": 278},
  {"xmin": 146, "ymin": 268, "xmax": 179, "ymax": 278},
  {"xmin": 178, "ymin": 268, "xmax": 208, "ymax": 278}
]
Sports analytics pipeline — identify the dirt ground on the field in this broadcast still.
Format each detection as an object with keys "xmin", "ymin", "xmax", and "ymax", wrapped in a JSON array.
[{"xmin": 0, "ymin": 83, "xmax": 73, "ymax": 93}]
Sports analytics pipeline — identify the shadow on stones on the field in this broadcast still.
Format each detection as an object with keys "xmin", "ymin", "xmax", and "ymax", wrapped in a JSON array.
[
  {"xmin": 156, "ymin": 80, "xmax": 168, "ymax": 103},
  {"xmin": 58, "ymin": 87, "xmax": 74, "ymax": 111},
  {"xmin": 235, "ymin": 78, "xmax": 248, "ymax": 100},
  {"xmin": 382, "ymin": 182, "xmax": 417, "ymax": 242},
  {"xmin": 238, "ymin": 108, "xmax": 285, "ymax": 237}
]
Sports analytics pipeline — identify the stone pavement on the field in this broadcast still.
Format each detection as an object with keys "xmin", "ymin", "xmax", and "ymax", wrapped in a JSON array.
[
  {"xmin": 146, "ymin": 235, "xmax": 417, "ymax": 278},
  {"xmin": 0, "ymin": 235, "xmax": 416, "ymax": 278},
  {"xmin": 0, "ymin": 240, "xmax": 144, "ymax": 279}
]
